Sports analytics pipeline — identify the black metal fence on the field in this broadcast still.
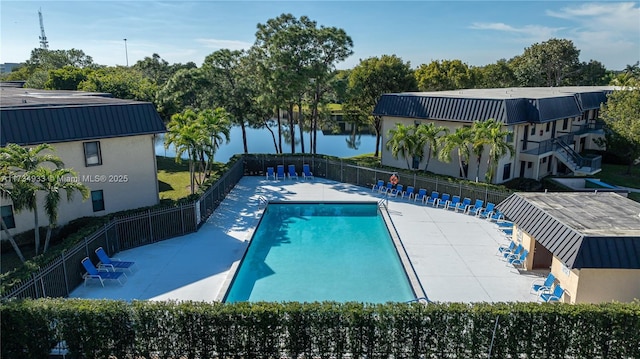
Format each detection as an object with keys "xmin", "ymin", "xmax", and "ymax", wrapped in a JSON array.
[{"xmin": 2, "ymin": 155, "xmax": 508, "ymax": 300}]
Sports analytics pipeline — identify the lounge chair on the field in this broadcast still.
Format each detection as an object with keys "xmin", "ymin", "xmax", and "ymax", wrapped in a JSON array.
[
  {"xmin": 455, "ymin": 197, "xmax": 471, "ymax": 212},
  {"xmin": 287, "ymin": 164, "xmax": 298, "ymax": 180},
  {"xmin": 81, "ymin": 257, "xmax": 126, "ymax": 286},
  {"xmin": 476, "ymin": 202, "xmax": 496, "ymax": 219},
  {"xmin": 372, "ymin": 179, "xmax": 384, "ymax": 192},
  {"xmin": 466, "ymin": 199, "xmax": 484, "ymax": 216},
  {"xmin": 380, "ymin": 182, "xmax": 393, "ymax": 194},
  {"xmin": 402, "ymin": 186, "xmax": 415, "ymax": 200},
  {"xmin": 502, "ymin": 243, "xmax": 523, "ymax": 260},
  {"xmin": 95, "ymin": 247, "xmax": 137, "ymax": 273},
  {"xmin": 531, "ymin": 273, "xmax": 556, "ymax": 294},
  {"xmin": 302, "ymin": 164, "xmax": 314, "ymax": 180},
  {"xmin": 266, "ymin": 167, "xmax": 275, "ymax": 180},
  {"xmin": 539, "ymin": 284, "xmax": 565, "ymax": 303},
  {"xmin": 506, "ymin": 249, "xmax": 528, "ymax": 269},
  {"xmin": 425, "ymin": 191, "xmax": 439, "ymax": 207},
  {"xmin": 496, "ymin": 220, "xmax": 514, "ymax": 229},
  {"xmin": 444, "ymin": 195, "xmax": 460, "ymax": 210},
  {"xmin": 487, "ymin": 210, "xmax": 505, "ymax": 222},
  {"xmin": 496, "ymin": 241, "xmax": 516, "ymax": 256},
  {"xmin": 389, "ymin": 184, "xmax": 403, "ymax": 197},
  {"xmin": 435, "ymin": 193, "xmax": 450, "ymax": 209},
  {"xmin": 414, "ymin": 188, "xmax": 428, "ymax": 203},
  {"xmin": 276, "ymin": 165, "xmax": 286, "ymax": 180}
]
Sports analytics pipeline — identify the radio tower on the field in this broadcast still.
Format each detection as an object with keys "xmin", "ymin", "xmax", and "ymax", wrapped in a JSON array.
[{"xmin": 38, "ymin": 8, "xmax": 49, "ymax": 50}]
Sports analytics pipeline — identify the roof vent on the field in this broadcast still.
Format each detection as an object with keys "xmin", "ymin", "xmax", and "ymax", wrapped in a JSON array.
[{"xmin": 22, "ymin": 99, "xmax": 27, "ymax": 103}]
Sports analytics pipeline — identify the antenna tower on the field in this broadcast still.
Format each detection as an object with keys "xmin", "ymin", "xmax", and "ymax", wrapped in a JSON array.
[{"xmin": 38, "ymin": 8, "xmax": 49, "ymax": 50}]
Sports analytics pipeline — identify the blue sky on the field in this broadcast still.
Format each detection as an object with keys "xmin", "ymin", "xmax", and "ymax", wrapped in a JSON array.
[{"xmin": 1, "ymin": 1, "xmax": 639, "ymax": 71}]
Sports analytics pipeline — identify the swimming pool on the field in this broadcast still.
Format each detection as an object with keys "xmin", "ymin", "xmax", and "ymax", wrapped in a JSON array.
[{"xmin": 223, "ymin": 202, "xmax": 417, "ymax": 303}]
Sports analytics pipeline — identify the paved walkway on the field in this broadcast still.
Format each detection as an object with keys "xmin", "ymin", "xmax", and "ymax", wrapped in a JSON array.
[{"xmin": 70, "ymin": 177, "xmax": 541, "ymax": 303}]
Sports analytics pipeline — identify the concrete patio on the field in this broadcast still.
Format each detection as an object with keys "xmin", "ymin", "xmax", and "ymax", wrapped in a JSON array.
[{"xmin": 70, "ymin": 177, "xmax": 541, "ymax": 303}]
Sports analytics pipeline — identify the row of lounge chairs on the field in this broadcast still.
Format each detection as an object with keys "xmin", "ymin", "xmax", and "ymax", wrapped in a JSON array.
[
  {"xmin": 266, "ymin": 164, "xmax": 314, "ymax": 181},
  {"xmin": 372, "ymin": 180, "xmax": 505, "ymax": 220},
  {"xmin": 494, "ymin": 222, "xmax": 566, "ymax": 303},
  {"xmin": 81, "ymin": 247, "xmax": 137, "ymax": 287}
]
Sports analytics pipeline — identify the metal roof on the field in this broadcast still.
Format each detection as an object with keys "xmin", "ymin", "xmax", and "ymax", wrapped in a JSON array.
[
  {"xmin": 1, "ymin": 87, "xmax": 165, "ymax": 146},
  {"xmin": 497, "ymin": 192, "xmax": 640, "ymax": 269},
  {"xmin": 373, "ymin": 86, "xmax": 616, "ymax": 125}
]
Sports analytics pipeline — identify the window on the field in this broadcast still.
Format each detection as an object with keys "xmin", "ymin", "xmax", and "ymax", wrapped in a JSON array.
[
  {"xmin": 502, "ymin": 163, "xmax": 511, "ymax": 181},
  {"xmin": 1, "ymin": 205, "xmax": 16, "ymax": 229},
  {"xmin": 527, "ymin": 162, "xmax": 533, "ymax": 169},
  {"xmin": 84, "ymin": 141, "xmax": 102, "ymax": 166},
  {"xmin": 562, "ymin": 118, "xmax": 568, "ymax": 130},
  {"xmin": 546, "ymin": 123, "xmax": 550, "ymax": 132},
  {"xmin": 506, "ymin": 133, "xmax": 513, "ymax": 143},
  {"xmin": 412, "ymin": 156, "xmax": 420, "ymax": 170},
  {"xmin": 91, "ymin": 190, "xmax": 105, "ymax": 212},
  {"xmin": 542, "ymin": 157, "xmax": 547, "ymax": 163},
  {"xmin": 530, "ymin": 126, "xmax": 536, "ymax": 136}
]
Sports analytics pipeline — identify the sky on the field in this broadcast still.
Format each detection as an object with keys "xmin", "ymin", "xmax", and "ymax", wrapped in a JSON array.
[{"xmin": 1, "ymin": 1, "xmax": 639, "ymax": 71}]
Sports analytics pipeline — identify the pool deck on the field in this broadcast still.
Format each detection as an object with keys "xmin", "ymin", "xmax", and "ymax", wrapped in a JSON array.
[{"xmin": 70, "ymin": 177, "xmax": 542, "ymax": 303}]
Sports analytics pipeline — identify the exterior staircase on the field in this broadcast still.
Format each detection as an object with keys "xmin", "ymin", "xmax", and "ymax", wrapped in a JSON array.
[{"xmin": 552, "ymin": 138, "xmax": 602, "ymax": 176}]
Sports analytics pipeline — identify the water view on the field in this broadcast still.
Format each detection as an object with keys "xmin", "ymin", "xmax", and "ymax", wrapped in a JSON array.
[{"xmin": 156, "ymin": 125, "xmax": 376, "ymax": 161}]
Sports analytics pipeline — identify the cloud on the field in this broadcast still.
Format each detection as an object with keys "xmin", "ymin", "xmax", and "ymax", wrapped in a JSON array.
[
  {"xmin": 546, "ymin": 2, "xmax": 640, "ymax": 33},
  {"xmin": 469, "ymin": 22, "xmax": 561, "ymax": 41},
  {"xmin": 195, "ymin": 38, "xmax": 252, "ymax": 51}
]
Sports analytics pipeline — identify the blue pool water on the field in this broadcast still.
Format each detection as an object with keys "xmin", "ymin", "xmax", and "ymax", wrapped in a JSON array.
[{"xmin": 224, "ymin": 202, "xmax": 416, "ymax": 303}]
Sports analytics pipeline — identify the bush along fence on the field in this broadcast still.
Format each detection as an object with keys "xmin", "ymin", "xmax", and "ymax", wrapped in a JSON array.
[
  {"xmin": 3, "ymin": 154, "xmax": 509, "ymax": 300},
  {"xmin": 2, "ymin": 299, "xmax": 639, "ymax": 359},
  {"xmin": 1, "ymin": 158, "xmax": 244, "ymax": 300}
]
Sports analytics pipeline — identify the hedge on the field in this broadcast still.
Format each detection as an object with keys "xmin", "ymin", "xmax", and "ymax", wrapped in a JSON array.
[{"xmin": 2, "ymin": 299, "xmax": 639, "ymax": 358}]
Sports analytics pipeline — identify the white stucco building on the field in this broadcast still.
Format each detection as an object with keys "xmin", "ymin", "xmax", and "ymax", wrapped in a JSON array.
[{"xmin": 0, "ymin": 86, "xmax": 166, "ymax": 238}]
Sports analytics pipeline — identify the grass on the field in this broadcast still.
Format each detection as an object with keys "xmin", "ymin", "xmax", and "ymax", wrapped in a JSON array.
[
  {"xmin": 347, "ymin": 153, "xmax": 380, "ymax": 167},
  {"xmin": 595, "ymin": 163, "xmax": 640, "ymax": 189},
  {"xmin": 156, "ymin": 156, "xmax": 192, "ymax": 200}
]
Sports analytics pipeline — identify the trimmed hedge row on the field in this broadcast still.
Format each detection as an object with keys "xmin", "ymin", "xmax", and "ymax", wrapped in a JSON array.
[{"xmin": 2, "ymin": 299, "xmax": 639, "ymax": 359}]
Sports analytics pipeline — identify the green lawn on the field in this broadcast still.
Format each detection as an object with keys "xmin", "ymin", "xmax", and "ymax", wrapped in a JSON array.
[
  {"xmin": 156, "ymin": 156, "xmax": 192, "ymax": 200},
  {"xmin": 594, "ymin": 163, "xmax": 640, "ymax": 202}
]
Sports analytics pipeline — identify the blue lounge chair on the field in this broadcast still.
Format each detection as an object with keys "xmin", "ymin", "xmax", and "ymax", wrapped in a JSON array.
[
  {"xmin": 496, "ymin": 220, "xmax": 514, "ymax": 229},
  {"xmin": 402, "ymin": 186, "xmax": 415, "ymax": 200},
  {"xmin": 477, "ymin": 202, "xmax": 496, "ymax": 219},
  {"xmin": 372, "ymin": 179, "xmax": 384, "ymax": 192},
  {"xmin": 389, "ymin": 184, "xmax": 403, "ymax": 197},
  {"xmin": 95, "ymin": 247, "xmax": 137, "ymax": 273},
  {"xmin": 444, "ymin": 195, "xmax": 460, "ymax": 210},
  {"xmin": 414, "ymin": 188, "xmax": 428, "ymax": 203},
  {"xmin": 487, "ymin": 210, "xmax": 505, "ymax": 222},
  {"xmin": 496, "ymin": 241, "xmax": 516, "ymax": 256},
  {"xmin": 506, "ymin": 249, "xmax": 528, "ymax": 269},
  {"xmin": 287, "ymin": 164, "xmax": 298, "ymax": 180},
  {"xmin": 276, "ymin": 165, "xmax": 286, "ymax": 180},
  {"xmin": 531, "ymin": 273, "xmax": 556, "ymax": 294},
  {"xmin": 539, "ymin": 284, "xmax": 565, "ymax": 303},
  {"xmin": 380, "ymin": 182, "xmax": 393, "ymax": 193},
  {"xmin": 455, "ymin": 197, "xmax": 471, "ymax": 212},
  {"xmin": 81, "ymin": 257, "xmax": 126, "ymax": 286},
  {"xmin": 502, "ymin": 243, "xmax": 523, "ymax": 260},
  {"xmin": 466, "ymin": 199, "xmax": 484, "ymax": 216},
  {"xmin": 425, "ymin": 191, "xmax": 439, "ymax": 206},
  {"xmin": 435, "ymin": 193, "xmax": 450, "ymax": 209},
  {"xmin": 266, "ymin": 167, "xmax": 275, "ymax": 180},
  {"xmin": 302, "ymin": 164, "xmax": 314, "ymax": 180}
]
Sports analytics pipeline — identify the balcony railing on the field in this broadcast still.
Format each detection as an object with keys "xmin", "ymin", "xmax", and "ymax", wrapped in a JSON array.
[{"xmin": 521, "ymin": 134, "xmax": 573, "ymax": 156}]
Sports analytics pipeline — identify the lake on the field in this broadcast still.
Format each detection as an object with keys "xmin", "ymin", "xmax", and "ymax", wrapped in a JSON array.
[{"xmin": 155, "ymin": 125, "xmax": 377, "ymax": 161}]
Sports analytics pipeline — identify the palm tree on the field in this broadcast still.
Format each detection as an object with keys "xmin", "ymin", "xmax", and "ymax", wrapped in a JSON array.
[
  {"xmin": 415, "ymin": 123, "xmax": 448, "ymax": 173},
  {"xmin": 0, "ymin": 143, "xmax": 64, "ymax": 255},
  {"xmin": 386, "ymin": 123, "xmax": 417, "ymax": 169},
  {"xmin": 30, "ymin": 167, "xmax": 90, "ymax": 253},
  {"xmin": 484, "ymin": 119, "xmax": 515, "ymax": 183},
  {"xmin": 198, "ymin": 107, "xmax": 231, "ymax": 178},
  {"xmin": 470, "ymin": 120, "xmax": 493, "ymax": 182},
  {"xmin": 165, "ymin": 110, "xmax": 203, "ymax": 194},
  {"xmin": 439, "ymin": 126, "xmax": 473, "ymax": 179},
  {"xmin": 0, "ymin": 159, "xmax": 26, "ymax": 263}
]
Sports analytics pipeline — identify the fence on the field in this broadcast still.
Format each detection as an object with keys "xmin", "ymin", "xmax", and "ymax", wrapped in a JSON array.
[
  {"xmin": 2, "ymin": 155, "xmax": 508, "ymax": 300},
  {"xmin": 243, "ymin": 154, "xmax": 512, "ymax": 205},
  {"xmin": 2, "ymin": 159, "xmax": 244, "ymax": 300}
]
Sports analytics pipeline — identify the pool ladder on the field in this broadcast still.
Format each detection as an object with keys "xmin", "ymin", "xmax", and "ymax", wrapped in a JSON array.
[{"xmin": 258, "ymin": 196, "xmax": 268, "ymax": 208}]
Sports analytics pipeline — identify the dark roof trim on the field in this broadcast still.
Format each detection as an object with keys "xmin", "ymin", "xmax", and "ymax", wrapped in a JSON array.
[
  {"xmin": 497, "ymin": 193, "xmax": 640, "ymax": 269},
  {"xmin": 1, "ymin": 102, "xmax": 166, "ymax": 146}
]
